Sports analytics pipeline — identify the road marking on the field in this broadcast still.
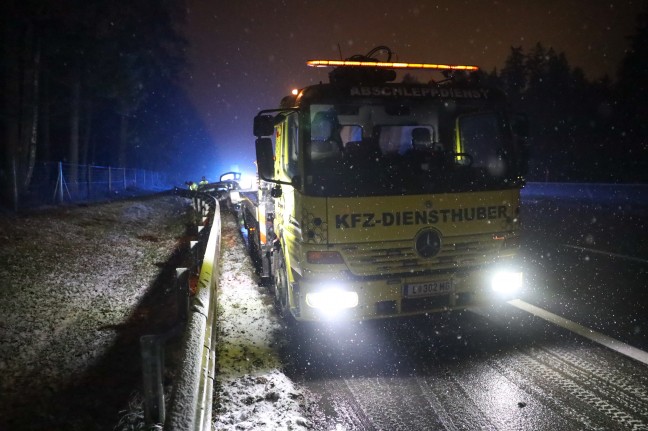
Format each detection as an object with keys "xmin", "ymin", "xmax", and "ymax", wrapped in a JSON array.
[
  {"xmin": 563, "ymin": 244, "xmax": 648, "ymax": 264},
  {"xmin": 507, "ymin": 299, "xmax": 648, "ymax": 366}
]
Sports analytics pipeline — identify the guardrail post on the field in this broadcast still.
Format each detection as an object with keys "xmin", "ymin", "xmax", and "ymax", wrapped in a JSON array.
[
  {"xmin": 139, "ymin": 267, "xmax": 195, "ymax": 429},
  {"xmin": 176, "ymin": 268, "xmax": 190, "ymax": 323},
  {"xmin": 197, "ymin": 226, "xmax": 209, "ymax": 261},
  {"xmin": 12, "ymin": 158, "xmax": 19, "ymax": 212},
  {"xmin": 190, "ymin": 241, "xmax": 202, "ymax": 273},
  {"xmin": 140, "ymin": 335, "xmax": 165, "ymax": 426}
]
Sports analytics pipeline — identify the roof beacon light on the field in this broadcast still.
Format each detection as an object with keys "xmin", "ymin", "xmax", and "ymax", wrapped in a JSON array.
[{"xmin": 307, "ymin": 59, "xmax": 479, "ymax": 71}]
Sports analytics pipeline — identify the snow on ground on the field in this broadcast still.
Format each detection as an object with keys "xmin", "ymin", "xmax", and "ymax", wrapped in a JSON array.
[
  {"xmin": 213, "ymin": 213, "xmax": 311, "ymax": 430},
  {"xmin": 0, "ymin": 194, "xmax": 191, "ymax": 430},
  {"xmin": 0, "ymin": 194, "xmax": 313, "ymax": 430}
]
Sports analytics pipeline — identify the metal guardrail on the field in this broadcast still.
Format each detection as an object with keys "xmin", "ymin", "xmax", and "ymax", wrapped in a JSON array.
[
  {"xmin": 137, "ymin": 191, "xmax": 221, "ymax": 431},
  {"xmin": 165, "ymin": 192, "xmax": 221, "ymax": 431}
]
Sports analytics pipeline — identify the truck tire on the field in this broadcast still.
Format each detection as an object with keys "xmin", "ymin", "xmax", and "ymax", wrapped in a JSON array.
[
  {"xmin": 242, "ymin": 215, "xmax": 265, "ymax": 280},
  {"xmin": 273, "ymin": 252, "xmax": 295, "ymax": 324}
]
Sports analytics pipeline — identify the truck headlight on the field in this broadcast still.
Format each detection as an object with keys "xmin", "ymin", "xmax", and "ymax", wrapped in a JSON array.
[
  {"xmin": 491, "ymin": 270, "xmax": 523, "ymax": 295},
  {"xmin": 305, "ymin": 287, "xmax": 358, "ymax": 311},
  {"xmin": 229, "ymin": 190, "xmax": 241, "ymax": 203}
]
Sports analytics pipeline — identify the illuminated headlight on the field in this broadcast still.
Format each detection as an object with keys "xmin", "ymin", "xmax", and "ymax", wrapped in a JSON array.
[
  {"xmin": 491, "ymin": 271, "xmax": 523, "ymax": 295},
  {"xmin": 229, "ymin": 190, "xmax": 240, "ymax": 203},
  {"xmin": 305, "ymin": 288, "xmax": 358, "ymax": 311},
  {"xmin": 239, "ymin": 174, "xmax": 255, "ymax": 190}
]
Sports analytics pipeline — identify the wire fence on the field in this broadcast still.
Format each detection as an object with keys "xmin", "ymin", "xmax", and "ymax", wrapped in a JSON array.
[{"xmin": 16, "ymin": 161, "xmax": 170, "ymax": 209}]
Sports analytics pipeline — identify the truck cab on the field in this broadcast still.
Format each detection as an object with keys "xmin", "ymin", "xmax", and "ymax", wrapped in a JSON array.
[{"xmin": 242, "ymin": 50, "xmax": 527, "ymax": 322}]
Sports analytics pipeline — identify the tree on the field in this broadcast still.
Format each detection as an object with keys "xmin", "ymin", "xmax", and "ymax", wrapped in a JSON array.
[
  {"xmin": 0, "ymin": 1, "xmax": 45, "ymax": 207},
  {"xmin": 90, "ymin": 0, "xmax": 187, "ymax": 168},
  {"xmin": 0, "ymin": 0, "xmax": 189, "ymax": 208},
  {"xmin": 616, "ymin": 5, "xmax": 648, "ymax": 181},
  {"xmin": 499, "ymin": 46, "xmax": 526, "ymax": 109},
  {"xmin": 495, "ymin": 42, "xmax": 626, "ymax": 182}
]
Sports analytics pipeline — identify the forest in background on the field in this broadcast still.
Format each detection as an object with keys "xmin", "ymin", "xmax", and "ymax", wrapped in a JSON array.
[
  {"xmin": 1, "ymin": 0, "xmax": 213, "ymax": 208},
  {"xmin": 1, "ymin": 1, "xmax": 647, "ymax": 209},
  {"xmin": 482, "ymin": 11, "xmax": 647, "ymax": 183}
]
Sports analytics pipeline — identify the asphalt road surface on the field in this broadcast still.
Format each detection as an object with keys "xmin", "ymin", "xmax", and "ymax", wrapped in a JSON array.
[{"xmin": 280, "ymin": 196, "xmax": 648, "ymax": 430}]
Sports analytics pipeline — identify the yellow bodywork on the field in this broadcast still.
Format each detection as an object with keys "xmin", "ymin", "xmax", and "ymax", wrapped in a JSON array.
[{"xmin": 281, "ymin": 188, "xmax": 521, "ymax": 321}]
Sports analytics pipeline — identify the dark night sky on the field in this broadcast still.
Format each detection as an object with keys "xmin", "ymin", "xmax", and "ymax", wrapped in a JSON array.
[{"xmin": 183, "ymin": 0, "xmax": 645, "ymax": 179}]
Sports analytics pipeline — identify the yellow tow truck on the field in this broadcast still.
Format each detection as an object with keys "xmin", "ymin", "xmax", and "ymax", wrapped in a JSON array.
[{"xmin": 239, "ymin": 47, "xmax": 528, "ymax": 322}]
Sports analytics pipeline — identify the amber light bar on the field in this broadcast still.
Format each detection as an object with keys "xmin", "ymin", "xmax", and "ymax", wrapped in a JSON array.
[{"xmin": 307, "ymin": 59, "xmax": 479, "ymax": 71}]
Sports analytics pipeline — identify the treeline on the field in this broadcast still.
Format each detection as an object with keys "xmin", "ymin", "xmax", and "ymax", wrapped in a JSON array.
[
  {"xmin": 2, "ymin": 2, "xmax": 646, "ymax": 210},
  {"xmin": 480, "ymin": 11, "xmax": 648, "ymax": 183},
  {"xmin": 0, "ymin": 0, "xmax": 211, "ymax": 207}
]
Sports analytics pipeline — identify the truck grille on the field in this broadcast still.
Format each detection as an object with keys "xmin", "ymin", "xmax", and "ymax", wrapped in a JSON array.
[{"xmin": 340, "ymin": 233, "xmax": 511, "ymax": 276}]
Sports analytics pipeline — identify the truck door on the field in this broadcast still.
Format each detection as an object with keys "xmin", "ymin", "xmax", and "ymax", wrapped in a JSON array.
[{"xmin": 276, "ymin": 114, "xmax": 300, "ymax": 272}]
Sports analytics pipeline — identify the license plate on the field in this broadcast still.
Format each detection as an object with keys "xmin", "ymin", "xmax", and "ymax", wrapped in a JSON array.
[{"xmin": 404, "ymin": 280, "xmax": 452, "ymax": 297}]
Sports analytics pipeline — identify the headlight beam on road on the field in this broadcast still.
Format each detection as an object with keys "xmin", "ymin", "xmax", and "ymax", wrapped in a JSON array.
[{"xmin": 508, "ymin": 299, "xmax": 648, "ymax": 366}]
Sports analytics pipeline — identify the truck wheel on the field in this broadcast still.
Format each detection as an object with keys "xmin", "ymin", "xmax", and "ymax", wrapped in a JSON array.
[
  {"xmin": 274, "ymin": 252, "xmax": 294, "ymax": 323},
  {"xmin": 244, "ymin": 220, "xmax": 264, "ymax": 279}
]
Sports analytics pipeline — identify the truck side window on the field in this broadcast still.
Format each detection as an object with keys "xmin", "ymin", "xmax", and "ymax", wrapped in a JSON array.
[{"xmin": 457, "ymin": 112, "xmax": 505, "ymax": 171}]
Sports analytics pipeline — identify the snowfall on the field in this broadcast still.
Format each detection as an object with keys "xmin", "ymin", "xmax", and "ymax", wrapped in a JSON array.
[{"xmin": 0, "ymin": 193, "xmax": 312, "ymax": 430}]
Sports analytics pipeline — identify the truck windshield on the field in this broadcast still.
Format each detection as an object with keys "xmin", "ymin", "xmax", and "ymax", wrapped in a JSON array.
[{"xmin": 304, "ymin": 100, "xmax": 516, "ymax": 197}]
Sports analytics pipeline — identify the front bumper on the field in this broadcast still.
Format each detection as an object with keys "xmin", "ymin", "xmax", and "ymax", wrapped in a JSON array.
[{"xmin": 292, "ymin": 265, "xmax": 522, "ymax": 322}]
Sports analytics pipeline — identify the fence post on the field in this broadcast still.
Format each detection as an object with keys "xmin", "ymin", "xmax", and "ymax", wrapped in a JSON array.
[
  {"xmin": 88, "ymin": 165, "xmax": 93, "ymax": 200},
  {"xmin": 123, "ymin": 168, "xmax": 127, "ymax": 190},
  {"xmin": 108, "ymin": 166, "xmax": 112, "ymax": 193},
  {"xmin": 52, "ymin": 161, "xmax": 73, "ymax": 204},
  {"xmin": 57, "ymin": 162, "xmax": 64, "ymax": 203},
  {"xmin": 176, "ymin": 267, "xmax": 190, "ymax": 326},
  {"xmin": 11, "ymin": 158, "xmax": 19, "ymax": 212}
]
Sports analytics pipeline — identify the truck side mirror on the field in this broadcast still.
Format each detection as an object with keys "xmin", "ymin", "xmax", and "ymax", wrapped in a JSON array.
[
  {"xmin": 253, "ymin": 115, "xmax": 275, "ymax": 137},
  {"xmin": 255, "ymin": 138, "xmax": 274, "ymax": 180}
]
